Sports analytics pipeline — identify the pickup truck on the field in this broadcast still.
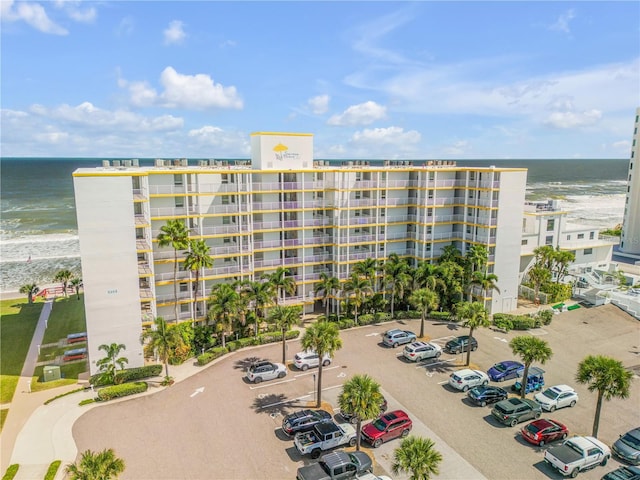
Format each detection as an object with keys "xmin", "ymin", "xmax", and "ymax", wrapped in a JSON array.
[
  {"xmin": 294, "ymin": 421, "xmax": 357, "ymax": 459},
  {"xmin": 544, "ymin": 436, "xmax": 611, "ymax": 478},
  {"xmin": 296, "ymin": 450, "xmax": 372, "ymax": 480}
]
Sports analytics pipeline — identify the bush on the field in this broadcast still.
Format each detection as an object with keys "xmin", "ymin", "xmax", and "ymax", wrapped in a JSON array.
[
  {"xmin": 44, "ymin": 387, "xmax": 84, "ymax": 405},
  {"xmin": 90, "ymin": 364, "xmax": 163, "ymax": 386},
  {"xmin": 97, "ymin": 382, "xmax": 147, "ymax": 401},
  {"xmin": 227, "ymin": 337, "xmax": 258, "ymax": 352},
  {"xmin": 197, "ymin": 346, "xmax": 228, "ymax": 366},
  {"xmin": 430, "ymin": 311, "xmax": 452, "ymax": 321},
  {"xmin": 358, "ymin": 314, "xmax": 375, "ymax": 325},
  {"xmin": 374, "ymin": 312, "xmax": 391, "ymax": 323},
  {"xmin": 538, "ymin": 309, "xmax": 554, "ymax": 326},
  {"xmin": 394, "ymin": 310, "xmax": 422, "ymax": 320},
  {"xmin": 541, "ymin": 282, "xmax": 572, "ymax": 303},
  {"xmin": 44, "ymin": 461, "xmax": 61, "ymax": 480},
  {"xmin": 79, "ymin": 398, "xmax": 95, "ymax": 406},
  {"xmin": 337, "ymin": 319, "xmax": 355, "ymax": 329},
  {"xmin": 492, "ymin": 315, "xmax": 513, "ymax": 332},
  {"xmin": 257, "ymin": 330, "xmax": 299, "ymax": 345},
  {"xmin": 2, "ymin": 465, "xmax": 18, "ymax": 480}
]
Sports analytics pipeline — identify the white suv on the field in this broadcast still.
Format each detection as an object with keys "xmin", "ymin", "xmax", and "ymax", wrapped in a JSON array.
[
  {"xmin": 448, "ymin": 369, "xmax": 489, "ymax": 392},
  {"xmin": 403, "ymin": 341, "xmax": 442, "ymax": 362},
  {"xmin": 294, "ymin": 350, "xmax": 332, "ymax": 371},
  {"xmin": 246, "ymin": 360, "xmax": 287, "ymax": 383},
  {"xmin": 534, "ymin": 384, "xmax": 579, "ymax": 411}
]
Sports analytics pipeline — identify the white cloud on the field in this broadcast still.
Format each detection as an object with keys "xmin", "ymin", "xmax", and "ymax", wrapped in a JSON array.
[
  {"xmin": 1, "ymin": 0, "xmax": 68, "ymax": 35},
  {"xmin": 544, "ymin": 109, "xmax": 602, "ymax": 129},
  {"xmin": 442, "ymin": 140, "xmax": 470, "ymax": 156},
  {"xmin": 164, "ymin": 20, "xmax": 186, "ymax": 45},
  {"xmin": 220, "ymin": 39, "xmax": 237, "ymax": 48},
  {"xmin": 116, "ymin": 16, "xmax": 134, "ymax": 37},
  {"xmin": 328, "ymin": 101, "xmax": 386, "ymax": 126},
  {"xmin": 549, "ymin": 9, "xmax": 575, "ymax": 34},
  {"xmin": 54, "ymin": 0, "xmax": 96, "ymax": 23},
  {"xmin": 308, "ymin": 95, "xmax": 330, "ymax": 115},
  {"xmin": 188, "ymin": 126, "xmax": 251, "ymax": 153},
  {"xmin": 351, "ymin": 126, "xmax": 421, "ymax": 146}
]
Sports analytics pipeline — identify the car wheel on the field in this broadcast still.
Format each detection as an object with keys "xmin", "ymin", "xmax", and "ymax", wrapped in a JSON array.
[
  {"xmin": 393, "ymin": 342, "xmax": 399, "ymax": 348},
  {"xmin": 462, "ymin": 385, "xmax": 469, "ymax": 392},
  {"xmin": 278, "ymin": 371, "xmax": 286, "ymax": 379},
  {"xmin": 534, "ymin": 411, "xmax": 541, "ymax": 419},
  {"xmin": 498, "ymin": 377, "xmax": 504, "ymax": 382},
  {"xmin": 254, "ymin": 377, "xmax": 262, "ymax": 384},
  {"xmin": 601, "ymin": 456, "xmax": 609, "ymax": 467},
  {"xmin": 569, "ymin": 400, "xmax": 576, "ymax": 408},
  {"xmin": 435, "ymin": 352, "xmax": 441, "ymax": 358},
  {"xmin": 311, "ymin": 449, "xmax": 321, "ymax": 459},
  {"xmin": 480, "ymin": 401, "xmax": 487, "ymax": 407},
  {"xmin": 401, "ymin": 429, "xmax": 410, "ymax": 438},
  {"xmin": 301, "ymin": 364, "xmax": 309, "ymax": 371},
  {"xmin": 349, "ymin": 416, "xmax": 358, "ymax": 425},
  {"xmin": 373, "ymin": 439, "xmax": 383, "ymax": 448},
  {"xmin": 539, "ymin": 440, "xmax": 545, "ymax": 447},
  {"xmin": 510, "ymin": 419, "xmax": 518, "ymax": 427},
  {"xmin": 482, "ymin": 380, "xmax": 488, "ymax": 386},
  {"xmin": 570, "ymin": 469, "xmax": 579, "ymax": 478},
  {"xmin": 322, "ymin": 360, "xmax": 330, "ymax": 367},
  {"xmin": 550, "ymin": 405, "xmax": 556, "ymax": 412},
  {"xmin": 349, "ymin": 438, "xmax": 357, "ymax": 447},
  {"xmin": 472, "ymin": 345, "xmax": 477, "ymax": 351}
]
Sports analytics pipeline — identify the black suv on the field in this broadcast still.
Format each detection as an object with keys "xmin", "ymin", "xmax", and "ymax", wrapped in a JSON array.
[
  {"xmin": 444, "ymin": 335, "xmax": 478, "ymax": 354},
  {"xmin": 341, "ymin": 396, "xmax": 388, "ymax": 424},
  {"xmin": 282, "ymin": 409, "xmax": 333, "ymax": 436}
]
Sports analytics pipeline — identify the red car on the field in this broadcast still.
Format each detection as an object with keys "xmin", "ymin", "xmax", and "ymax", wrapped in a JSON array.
[
  {"xmin": 521, "ymin": 419, "xmax": 569, "ymax": 446},
  {"xmin": 361, "ymin": 410, "xmax": 412, "ymax": 448}
]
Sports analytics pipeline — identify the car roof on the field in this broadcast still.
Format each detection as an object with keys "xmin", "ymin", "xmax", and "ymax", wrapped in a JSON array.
[
  {"xmin": 315, "ymin": 422, "xmax": 341, "ymax": 435},
  {"xmin": 496, "ymin": 360, "xmax": 521, "ymax": 367},
  {"xmin": 454, "ymin": 369, "xmax": 483, "ymax": 376},
  {"xmin": 380, "ymin": 410, "xmax": 409, "ymax": 421},
  {"xmin": 251, "ymin": 360, "xmax": 273, "ymax": 367},
  {"xmin": 528, "ymin": 418, "xmax": 563, "ymax": 429},
  {"xmin": 407, "ymin": 341, "xmax": 429, "ymax": 348},
  {"xmin": 548, "ymin": 384, "xmax": 574, "ymax": 393},
  {"xmin": 320, "ymin": 451, "xmax": 351, "ymax": 468}
]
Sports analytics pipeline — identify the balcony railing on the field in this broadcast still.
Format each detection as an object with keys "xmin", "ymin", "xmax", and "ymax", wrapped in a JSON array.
[{"xmin": 150, "ymin": 206, "xmax": 198, "ymax": 217}]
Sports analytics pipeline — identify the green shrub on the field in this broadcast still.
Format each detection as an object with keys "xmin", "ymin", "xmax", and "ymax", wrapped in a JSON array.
[
  {"xmin": 374, "ymin": 312, "xmax": 391, "ymax": 322},
  {"xmin": 492, "ymin": 314, "xmax": 513, "ymax": 332},
  {"xmin": 197, "ymin": 347, "xmax": 228, "ymax": 366},
  {"xmin": 44, "ymin": 387, "xmax": 84, "ymax": 405},
  {"xmin": 358, "ymin": 314, "xmax": 375, "ymax": 325},
  {"xmin": 338, "ymin": 319, "xmax": 355, "ymax": 329},
  {"xmin": 2, "ymin": 464, "xmax": 18, "ymax": 480},
  {"xmin": 541, "ymin": 282, "xmax": 572, "ymax": 303},
  {"xmin": 97, "ymin": 382, "xmax": 147, "ymax": 401},
  {"xmin": 538, "ymin": 309, "xmax": 554, "ymax": 326},
  {"xmin": 44, "ymin": 461, "xmax": 60, "ymax": 480},
  {"xmin": 394, "ymin": 310, "xmax": 421, "ymax": 320},
  {"xmin": 79, "ymin": 398, "xmax": 95, "ymax": 406},
  {"xmin": 258, "ymin": 330, "xmax": 299, "ymax": 344},
  {"xmin": 90, "ymin": 364, "xmax": 163, "ymax": 386},
  {"xmin": 509, "ymin": 315, "xmax": 537, "ymax": 330},
  {"xmin": 430, "ymin": 311, "xmax": 452, "ymax": 321}
]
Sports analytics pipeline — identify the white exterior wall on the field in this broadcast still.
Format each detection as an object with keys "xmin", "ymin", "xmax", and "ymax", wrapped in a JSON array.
[
  {"xmin": 74, "ymin": 174, "xmax": 145, "ymax": 374},
  {"xmin": 620, "ymin": 108, "xmax": 640, "ymax": 255},
  {"xmin": 251, "ymin": 132, "xmax": 314, "ymax": 170}
]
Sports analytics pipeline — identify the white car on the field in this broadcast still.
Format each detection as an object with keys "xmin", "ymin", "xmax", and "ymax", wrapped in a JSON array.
[
  {"xmin": 294, "ymin": 350, "xmax": 332, "ymax": 371},
  {"xmin": 245, "ymin": 360, "xmax": 287, "ymax": 383},
  {"xmin": 403, "ymin": 341, "xmax": 442, "ymax": 362},
  {"xmin": 535, "ymin": 384, "xmax": 579, "ymax": 412},
  {"xmin": 448, "ymin": 369, "xmax": 489, "ymax": 392}
]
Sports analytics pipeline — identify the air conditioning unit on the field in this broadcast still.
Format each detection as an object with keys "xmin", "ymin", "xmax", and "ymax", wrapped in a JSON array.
[{"xmin": 155, "ymin": 159, "xmax": 165, "ymax": 167}]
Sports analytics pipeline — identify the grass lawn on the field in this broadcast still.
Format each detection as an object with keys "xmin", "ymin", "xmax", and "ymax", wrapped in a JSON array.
[
  {"xmin": 42, "ymin": 294, "xmax": 86, "ymax": 344},
  {"xmin": 31, "ymin": 362, "xmax": 87, "ymax": 392},
  {"xmin": 0, "ymin": 299, "xmax": 43, "ymax": 404},
  {"xmin": 38, "ymin": 342, "xmax": 87, "ymax": 363},
  {"xmin": 0, "ymin": 409, "xmax": 8, "ymax": 431}
]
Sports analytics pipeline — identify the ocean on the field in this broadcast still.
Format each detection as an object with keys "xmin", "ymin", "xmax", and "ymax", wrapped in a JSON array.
[{"xmin": 0, "ymin": 158, "xmax": 630, "ymax": 294}]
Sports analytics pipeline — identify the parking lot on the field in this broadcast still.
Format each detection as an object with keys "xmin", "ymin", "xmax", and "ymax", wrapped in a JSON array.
[{"xmin": 73, "ymin": 303, "xmax": 640, "ymax": 479}]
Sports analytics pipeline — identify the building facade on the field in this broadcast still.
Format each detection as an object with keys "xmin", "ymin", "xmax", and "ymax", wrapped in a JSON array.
[
  {"xmin": 620, "ymin": 107, "xmax": 640, "ymax": 257},
  {"xmin": 74, "ymin": 132, "xmax": 527, "ymax": 373}
]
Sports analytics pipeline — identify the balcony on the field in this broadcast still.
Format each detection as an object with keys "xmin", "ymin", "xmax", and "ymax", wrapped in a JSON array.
[
  {"xmin": 138, "ymin": 261, "xmax": 152, "ymax": 276},
  {"xmin": 139, "ymin": 287, "xmax": 154, "ymax": 300},
  {"xmin": 136, "ymin": 238, "xmax": 152, "ymax": 251},
  {"xmin": 349, "ymin": 198, "xmax": 377, "ymax": 207},
  {"xmin": 150, "ymin": 206, "xmax": 198, "ymax": 217},
  {"xmin": 155, "ymin": 270, "xmax": 192, "ymax": 282},
  {"xmin": 135, "ymin": 214, "xmax": 149, "ymax": 226}
]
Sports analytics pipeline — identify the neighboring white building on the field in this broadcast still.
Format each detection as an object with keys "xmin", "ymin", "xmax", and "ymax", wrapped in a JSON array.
[
  {"xmin": 74, "ymin": 132, "xmax": 529, "ymax": 373},
  {"xmin": 620, "ymin": 107, "xmax": 640, "ymax": 259}
]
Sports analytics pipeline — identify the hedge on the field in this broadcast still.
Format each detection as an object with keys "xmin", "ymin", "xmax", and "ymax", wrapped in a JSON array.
[
  {"xmin": 44, "ymin": 387, "xmax": 84, "ymax": 405},
  {"xmin": 541, "ymin": 282, "xmax": 572, "ymax": 303},
  {"xmin": 493, "ymin": 313, "xmax": 544, "ymax": 331},
  {"xmin": 97, "ymin": 382, "xmax": 148, "ymax": 401},
  {"xmin": 44, "ymin": 461, "xmax": 61, "ymax": 480},
  {"xmin": 430, "ymin": 311, "xmax": 452, "ymax": 321},
  {"xmin": 197, "ymin": 346, "xmax": 228, "ymax": 366},
  {"xmin": 196, "ymin": 330, "xmax": 301, "ymax": 365},
  {"xmin": 394, "ymin": 310, "xmax": 422, "ymax": 320},
  {"xmin": 90, "ymin": 364, "xmax": 163, "ymax": 387}
]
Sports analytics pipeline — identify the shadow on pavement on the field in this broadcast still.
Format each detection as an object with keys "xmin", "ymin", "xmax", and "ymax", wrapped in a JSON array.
[
  {"xmin": 532, "ymin": 460, "xmax": 560, "ymax": 479},
  {"xmin": 234, "ymin": 355, "xmax": 264, "ymax": 371}
]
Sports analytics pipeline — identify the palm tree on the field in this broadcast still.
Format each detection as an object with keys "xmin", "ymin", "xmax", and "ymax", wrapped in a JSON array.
[
  {"xmin": 408, "ymin": 288, "xmax": 439, "ymax": 339},
  {"xmin": 344, "ymin": 272, "xmax": 372, "ymax": 325},
  {"xmin": 551, "ymin": 249, "xmax": 575, "ymax": 284},
  {"xmin": 96, "ymin": 343, "xmax": 128, "ymax": 385},
  {"xmin": 70, "ymin": 278, "xmax": 82, "ymax": 300},
  {"xmin": 384, "ymin": 254, "xmax": 410, "ymax": 317},
  {"xmin": 469, "ymin": 269, "xmax": 500, "ymax": 306},
  {"xmin": 207, "ymin": 283, "xmax": 240, "ymax": 349},
  {"xmin": 140, "ymin": 317, "xmax": 183, "ymax": 379},
  {"xmin": 301, "ymin": 321, "xmax": 343, "ymax": 407},
  {"xmin": 576, "ymin": 355, "xmax": 633, "ymax": 437},
  {"xmin": 413, "ymin": 261, "xmax": 445, "ymax": 295},
  {"xmin": 353, "ymin": 258, "xmax": 381, "ymax": 292},
  {"xmin": 456, "ymin": 301, "xmax": 490, "ymax": 366},
  {"xmin": 19, "ymin": 283, "xmax": 39, "ymax": 304},
  {"xmin": 527, "ymin": 265, "xmax": 551, "ymax": 304},
  {"xmin": 157, "ymin": 219, "xmax": 189, "ymax": 322},
  {"xmin": 438, "ymin": 244, "xmax": 463, "ymax": 265},
  {"xmin": 54, "ymin": 269, "xmax": 73, "ymax": 297},
  {"xmin": 242, "ymin": 280, "xmax": 274, "ymax": 336},
  {"xmin": 392, "ymin": 436, "xmax": 443, "ymax": 480},
  {"xmin": 338, "ymin": 374, "xmax": 383, "ymax": 451},
  {"xmin": 466, "ymin": 244, "xmax": 488, "ymax": 274},
  {"xmin": 268, "ymin": 305, "xmax": 301, "ymax": 363},
  {"xmin": 314, "ymin": 272, "xmax": 340, "ymax": 318},
  {"xmin": 65, "ymin": 448, "xmax": 125, "ymax": 480},
  {"xmin": 266, "ymin": 267, "xmax": 296, "ymax": 305},
  {"xmin": 436, "ymin": 261, "xmax": 465, "ymax": 309},
  {"xmin": 183, "ymin": 239, "xmax": 213, "ymax": 321},
  {"xmin": 509, "ymin": 336, "xmax": 553, "ymax": 398}
]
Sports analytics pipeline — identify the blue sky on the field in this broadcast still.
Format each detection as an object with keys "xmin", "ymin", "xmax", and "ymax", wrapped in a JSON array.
[{"xmin": 1, "ymin": 1, "xmax": 639, "ymax": 159}]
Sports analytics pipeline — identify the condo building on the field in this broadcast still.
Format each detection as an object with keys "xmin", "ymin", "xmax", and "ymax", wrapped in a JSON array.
[
  {"xmin": 620, "ymin": 107, "xmax": 640, "ymax": 258},
  {"xmin": 73, "ymin": 132, "xmax": 527, "ymax": 373}
]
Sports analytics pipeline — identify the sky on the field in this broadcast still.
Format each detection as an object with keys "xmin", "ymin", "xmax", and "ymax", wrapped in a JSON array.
[{"xmin": 1, "ymin": 1, "xmax": 639, "ymax": 160}]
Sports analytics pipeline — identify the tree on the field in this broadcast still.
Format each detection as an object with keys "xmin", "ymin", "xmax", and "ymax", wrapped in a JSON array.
[
  {"xmin": 19, "ymin": 283, "xmax": 39, "ymax": 304},
  {"xmin": 157, "ymin": 219, "xmax": 189, "ymax": 322},
  {"xmin": 96, "ymin": 343, "xmax": 128, "ymax": 385},
  {"xmin": 183, "ymin": 239, "xmax": 213, "ymax": 321},
  {"xmin": 344, "ymin": 273, "xmax": 372, "ymax": 325},
  {"xmin": 314, "ymin": 272, "xmax": 340, "ymax": 318},
  {"xmin": 338, "ymin": 374, "xmax": 383, "ymax": 451},
  {"xmin": 268, "ymin": 305, "xmax": 301, "ymax": 364},
  {"xmin": 208, "ymin": 283, "xmax": 240, "ymax": 349},
  {"xmin": 384, "ymin": 254, "xmax": 410, "ymax": 317},
  {"xmin": 242, "ymin": 280, "xmax": 274, "ymax": 336},
  {"xmin": 352, "ymin": 258, "xmax": 381, "ymax": 292},
  {"xmin": 301, "ymin": 321, "xmax": 343, "ymax": 407},
  {"xmin": 465, "ymin": 244, "xmax": 488, "ymax": 274},
  {"xmin": 576, "ymin": 355, "xmax": 633, "ymax": 437},
  {"xmin": 456, "ymin": 302, "xmax": 490, "ymax": 366},
  {"xmin": 54, "ymin": 269, "xmax": 73, "ymax": 297},
  {"xmin": 509, "ymin": 336, "xmax": 553, "ymax": 398},
  {"xmin": 408, "ymin": 288, "xmax": 439, "ymax": 339},
  {"xmin": 140, "ymin": 317, "xmax": 183, "ymax": 379},
  {"xmin": 392, "ymin": 436, "xmax": 443, "ymax": 480},
  {"xmin": 527, "ymin": 265, "xmax": 551, "ymax": 304},
  {"xmin": 551, "ymin": 249, "xmax": 575, "ymax": 284},
  {"xmin": 65, "ymin": 448, "xmax": 125, "ymax": 480},
  {"xmin": 69, "ymin": 278, "xmax": 82, "ymax": 300},
  {"xmin": 469, "ymin": 270, "xmax": 500, "ymax": 306},
  {"xmin": 438, "ymin": 245, "xmax": 463, "ymax": 265},
  {"xmin": 436, "ymin": 261, "xmax": 465, "ymax": 309},
  {"xmin": 413, "ymin": 261, "xmax": 445, "ymax": 295},
  {"xmin": 266, "ymin": 267, "xmax": 296, "ymax": 305}
]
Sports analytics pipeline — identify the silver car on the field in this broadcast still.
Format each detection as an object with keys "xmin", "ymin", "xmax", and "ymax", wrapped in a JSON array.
[
  {"xmin": 382, "ymin": 329, "xmax": 417, "ymax": 348},
  {"xmin": 448, "ymin": 369, "xmax": 489, "ymax": 392},
  {"xmin": 403, "ymin": 341, "xmax": 442, "ymax": 362}
]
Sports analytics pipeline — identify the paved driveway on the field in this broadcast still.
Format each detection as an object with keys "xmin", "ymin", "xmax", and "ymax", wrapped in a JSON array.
[{"xmin": 72, "ymin": 304, "xmax": 640, "ymax": 479}]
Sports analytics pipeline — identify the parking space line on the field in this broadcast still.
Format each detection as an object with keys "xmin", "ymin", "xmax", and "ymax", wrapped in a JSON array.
[
  {"xmin": 307, "ymin": 384, "xmax": 343, "ymax": 395},
  {"xmin": 249, "ymin": 378, "xmax": 296, "ymax": 390},
  {"xmin": 258, "ymin": 393, "xmax": 312, "ymax": 410},
  {"xmin": 293, "ymin": 365, "xmax": 340, "ymax": 378}
]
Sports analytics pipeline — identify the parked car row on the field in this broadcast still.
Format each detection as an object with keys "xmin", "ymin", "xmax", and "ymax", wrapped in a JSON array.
[{"xmin": 245, "ymin": 349, "xmax": 333, "ymax": 384}]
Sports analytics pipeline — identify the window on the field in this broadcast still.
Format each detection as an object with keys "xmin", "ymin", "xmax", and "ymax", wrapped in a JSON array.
[
  {"xmin": 546, "ymin": 219, "xmax": 555, "ymax": 231},
  {"xmin": 577, "ymin": 233, "xmax": 585, "ymax": 239},
  {"xmin": 545, "ymin": 235, "xmax": 553, "ymax": 245},
  {"xmin": 589, "ymin": 231, "xmax": 595, "ymax": 239},
  {"xmin": 380, "ymin": 208, "xmax": 385, "ymax": 217},
  {"xmin": 470, "ymin": 172, "xmax": 475, "ymax": 181},
  {"xmin": 175, "ymin": 197, "xmax": 184, "ymax": 208},
  {"xmin": 567, "ymin": 235, "xmax": 571, "ymax": 241},
  {"xmin": 379, "ymin": 244, "xmax": 384, "ymax": 251},
  {"xmin": 179, "ymin": 283, "xmax": 188, "ymax": 292},
  {"xmin": 522, "ymin": 239, "xmax": 528, "ymax": 245},
  {"xmin": 223, "ymin": 237, "xmax": 232, "ymax": 244},
  {"xmin": 222, "ymin": 195, "xmax": 230, "ymax": 205},
  {"xmin": 173, "ymin": 174, "xmax": 183, "ymax": 186},
  {"xmin": 221, "ymin": 174, "xmax": 229, "ymax": 184},
  {"xmin": 583, "ymin": 248, "xmax": 593, "ymax": 255},
  {"xmin": 381, "ymin": 190, "xmax": 386, "ymax": 199},
  {"xmin": 355, "ymin": 191, "xmax": 361, "ymax": 200},
  {"xmin": 428, "ymin": 190, "xmax": 434, "ymax": 199}
]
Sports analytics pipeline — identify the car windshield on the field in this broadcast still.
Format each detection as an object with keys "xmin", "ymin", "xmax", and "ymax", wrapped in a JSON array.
[
  {"xmin": 620, "ymin": 432, "xmax": 640, "ymax": 449},
  {"xmin": 566, "ymin": 441, "xmax": 584, "ymax": 455},
  {"xmin": 525, "ymin": 423, "xmax": 543, "ymax": 434},
  {"xmin": 348, "ymin": 453, "xmax": 362, "ymax": 468},
  {"xmin": 371, "ymin": 418, "xmax": 387, "ymax": 432},
  {"xmin": 541, "ymin": 389, "xmax": 560, "ymax": 400},
  {"xmin": 494, "ymin": 363, "xmax": 507, "ymax": 372}
]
